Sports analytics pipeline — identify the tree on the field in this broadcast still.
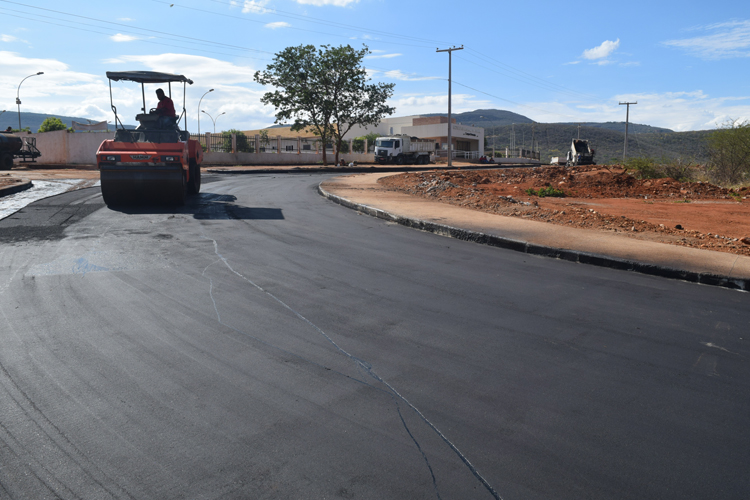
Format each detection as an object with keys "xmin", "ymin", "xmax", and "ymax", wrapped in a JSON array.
[
  {"xmin": 706, "ymin": 119, "xmax": 750, "ymax": 185},
  {"xmin": 38, "ymin": 117, "xmax": 68, "ymax": 133},
  {"xmin": 222, "ymin": 129, "xmax": 252, "ymax": 153},
  {"xmin": 254, "ymin": 44, "xmax": 395, "ymax": 165}
]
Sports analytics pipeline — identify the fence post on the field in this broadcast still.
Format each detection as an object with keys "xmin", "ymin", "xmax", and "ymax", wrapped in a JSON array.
[
  {"xmin": 231, "ymin": 134, "xmax": 237, "ymax": 154},
  {"xmin": 297, "ymin": 137, "xmax": 301, "ymax": 155},
  {"xmin": 206, "ymin": 132, "xmax": 211, "ymax": 152},
  {"xmin": 277, "ymin": 135, "xmax": 281, "ymax": 154},
  {"xmin": 255, "ymin": 135, "xmax": 260, "ymax": 154}
]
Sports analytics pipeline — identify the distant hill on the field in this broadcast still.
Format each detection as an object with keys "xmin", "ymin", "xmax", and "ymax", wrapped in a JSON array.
[
  {"xmin": 0, "ymin": 111, "xmax": 135, "ymax": 132},
  {"xmin": 424, "ymin": 109, "xmax": 535, "ymax": 126},
  {"xmin": 485, "ymin": 123, "xmax": 713, "ymax": 164},
  {"xmin": 556, "ymin": 121, "xmax": 674, "ymax": 134}
]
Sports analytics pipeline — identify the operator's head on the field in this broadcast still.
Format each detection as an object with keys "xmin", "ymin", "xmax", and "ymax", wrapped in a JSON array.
[{"xmin": 156, "ymin": 88, "xmax": 166, "ymax": 100}]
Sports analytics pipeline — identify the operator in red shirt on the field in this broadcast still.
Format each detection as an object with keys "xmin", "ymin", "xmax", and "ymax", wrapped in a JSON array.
[{"xmin": 154, "ymin": 88, "xmax": 176, "ymax": 128}]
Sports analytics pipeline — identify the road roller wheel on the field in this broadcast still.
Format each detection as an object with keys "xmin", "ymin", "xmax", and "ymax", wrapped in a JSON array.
[
  {"xmin": 174, "ymin": 171, "xmax": 187, "ymax": 206},
  {"xmin": 187, "ymin": 159, "xmax": 201, "ymax": 195},
  {"xmin": 0, "ymin": 153, "xmax": 13, "ymax": 170}
]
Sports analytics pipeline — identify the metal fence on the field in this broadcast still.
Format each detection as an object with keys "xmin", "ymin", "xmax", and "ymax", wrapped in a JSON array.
[{"xmin": 189, "ymin": 133, "xmax": 345, "ymax": 154}]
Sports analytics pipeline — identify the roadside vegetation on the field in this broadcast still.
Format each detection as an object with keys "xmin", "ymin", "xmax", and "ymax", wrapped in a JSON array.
[{"xmin": 619, "ymin": 120, "xmax": 750, "ymax": 189}]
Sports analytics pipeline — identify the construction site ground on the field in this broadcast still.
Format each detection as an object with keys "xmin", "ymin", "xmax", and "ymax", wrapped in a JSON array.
[{"xmin": 379, "ymin": 165, "xmax": 750, "ymax": 257}]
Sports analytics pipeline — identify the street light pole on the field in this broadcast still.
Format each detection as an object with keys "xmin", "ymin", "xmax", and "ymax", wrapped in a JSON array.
[
  {"xmin": 201, "ymin": 110, "xmax": 226, "ymax": 134},
  {"xmin": 197, "ymin": 89, "xmax": 214, "ymax": 136},
  {"xmin": 17, "ymin": 72, "xmax": 44, "ymax": 131}
]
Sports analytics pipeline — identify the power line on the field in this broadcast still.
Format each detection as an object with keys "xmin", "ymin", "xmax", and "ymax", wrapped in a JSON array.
[
  {"xmin": 0, "ymin": 9, "xmax": 274, "ymax": 62},
  {"xmin": 463, "ymin": 48, "xmax": 605, "ymax": 103}
]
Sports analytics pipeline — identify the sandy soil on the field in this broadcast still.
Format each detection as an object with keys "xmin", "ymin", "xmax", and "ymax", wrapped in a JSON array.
[{"xmin": 379, "ymin": 166, "xmax": 750, "ymax": 256}]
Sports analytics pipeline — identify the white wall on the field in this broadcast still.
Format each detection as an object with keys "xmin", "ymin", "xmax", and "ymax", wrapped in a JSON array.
[
  {"xmin": 342, "ymin": 115, "xmax": 421, "ymax": 140},
  {"xmin": 13, "ymin": 130, "xmax": 114, "ymax": 165},
  {"xmin": 12, "ymin": 130, "xmax": 374, "ymax": 166}
]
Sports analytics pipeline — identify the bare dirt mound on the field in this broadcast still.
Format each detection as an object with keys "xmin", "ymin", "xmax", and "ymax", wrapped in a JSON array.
[{"xmin": 378, "ymin": 166, "xmax": 750, "ymax": 256}]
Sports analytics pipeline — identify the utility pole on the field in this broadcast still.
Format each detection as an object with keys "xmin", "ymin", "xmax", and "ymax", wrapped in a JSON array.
[
  {"xmin": 436, "ymin": 45, "xmax": 463, "ymax": 167},
  {"xmin": 577, "ymin": 123, "xmax": 581, "ymax": 140},
  {"xmin": 619, "ymin": 101, "xmax": 637, "ymax": 162}
]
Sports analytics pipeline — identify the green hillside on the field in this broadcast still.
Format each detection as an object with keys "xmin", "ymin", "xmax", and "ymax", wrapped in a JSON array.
[
  {"xmin": 483, "ymin": 123, "xmax": 712, "ymax": 164},
  {"xmin": 556, "ymin": 121, "xmax": 674, "ymax": 134}
]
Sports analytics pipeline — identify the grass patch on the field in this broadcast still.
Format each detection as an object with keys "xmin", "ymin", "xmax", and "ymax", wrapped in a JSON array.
[{"xmin": 525, "ymin": 186, "xmax": 566, "ymax": 198}]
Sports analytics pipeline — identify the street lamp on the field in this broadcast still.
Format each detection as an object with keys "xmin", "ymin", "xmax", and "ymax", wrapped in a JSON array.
[
  {"xmin": 17, "ymin": 72, "xmax": 44, "ymax": 131},
  {"xmin": 201, "ymin": 110, "xmax": 225, "ymax": 134},
  {"xmin": 197, "ymin": 89, "xmax": 214, "ymax": 135}
]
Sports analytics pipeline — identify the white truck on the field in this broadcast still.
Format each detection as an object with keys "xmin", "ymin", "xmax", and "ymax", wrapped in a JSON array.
[{"xmin": 374, "ymin": 134, "xmax": 434, "ymax": 165}]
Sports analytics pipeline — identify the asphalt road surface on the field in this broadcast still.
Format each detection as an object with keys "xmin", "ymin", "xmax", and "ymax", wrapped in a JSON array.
[{"xmin": 0, "ymin": 173, "xmax": 748, "ymax": 500}]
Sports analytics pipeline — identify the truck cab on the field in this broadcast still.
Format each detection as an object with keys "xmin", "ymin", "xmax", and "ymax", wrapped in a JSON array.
[{"xmin": 374, "ymin": 136, "xmax": 403, "ymax": 162}]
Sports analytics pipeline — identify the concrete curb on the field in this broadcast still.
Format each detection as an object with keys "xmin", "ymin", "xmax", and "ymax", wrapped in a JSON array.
[
  {"xmin": 206, "ymin": 164, "xmax": 532, "ymax": 175},
  {"xmin": 0, "ymin": 178, "xmax": 33, "ymax": 199},
  {"xmin": 318, "ymin": 183, "xmax": 749, "ymax": 292}
]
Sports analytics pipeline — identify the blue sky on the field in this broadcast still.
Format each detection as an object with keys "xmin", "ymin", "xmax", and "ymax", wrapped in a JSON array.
[{"xmin": 1, "ymin": 0, "xmax": 748, "ymax": 132}]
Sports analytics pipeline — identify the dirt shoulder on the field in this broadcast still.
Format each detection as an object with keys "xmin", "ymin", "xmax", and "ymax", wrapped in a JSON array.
[{"xmin": 378, "ymin": 166, "xmax": 750, "ymax": 257}]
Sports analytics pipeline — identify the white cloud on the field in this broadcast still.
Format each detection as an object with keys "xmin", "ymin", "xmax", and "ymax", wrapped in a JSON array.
[
  {"xmin": 293, "ymin": 0, "xmax": 359, "ymax": 6},
  {"xmin": 390, "ymin": 93, "xmax": 490, "ymax": 116},
  {"xmin": 111, "ymin": 33, "xmax": 138, "ymax": 42},
  {"xmin": 0, "ymin": 50, "xmax": 282, "ymax": 130},
  {"xmin": 1, "ymin": 34, "xmax": 17, "ymax": 42},
  {"xmin": 663, "ymin": 19, "xmax": 750, "ymax": 59},
  {"xmin": 564, "ymin": 61, "xmax": 581, "ymax": 65},
  {"xmin": 113, "ymin": 53, "xmax": 258, "ymax": 84},
  {"xmin": 381, "ymin": 70, "xmax": 441, "ymax": 81},
  {"xmin": 118, "ymin": 18, "xmax": 134, "ymax": 22},
  {"xmin": 242, "ymin": 0, "xmax": 271, "ymax": 14},
  {"xmin": 524, "ymin": 90, "xmax": 750, "ymax": 131},
  {"xmin": 582, "ymin": 39, "xmax": 620, "ymax": 60},
  {"xmin": 265, "ymin": 22, "xmax": 291, "ymax": 29},
  {"xmin": 365, "ymin": 53, "xmax": 402, "ymax": 59}
]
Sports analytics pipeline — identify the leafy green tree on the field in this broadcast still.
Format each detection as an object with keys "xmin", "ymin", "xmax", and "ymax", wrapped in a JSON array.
[
  {"xmin": 706, "ymin": 119, "xmax": 750, "ymax": 185},
  {"xmin": 258, "ymin": 129, "xmax": 270, "ymax": 152},
  {"xmin": 254, "ymin": 44, "xmax": 395, "ymax": 165},
  {"xmin": 221, "ymin": 129, "xmax": 253, "ymax": 153},
  {"xmin": 38, "ymin": 117, "xmax": 68, "ymax": 133}
]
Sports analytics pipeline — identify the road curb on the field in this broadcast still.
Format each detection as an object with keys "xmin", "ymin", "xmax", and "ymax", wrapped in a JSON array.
[
  {"xmin": 318, "ymin": 183, "xmax": 749, "ymax": 292},
  {"xmin": 0, "ymin": 178, "xmax": 33, "ymax": 199}
]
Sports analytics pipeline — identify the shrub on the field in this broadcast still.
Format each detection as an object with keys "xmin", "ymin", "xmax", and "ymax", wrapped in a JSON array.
[
  {"xmin": 526, "ymin": 186, "xmax": 566, "ymax": 197},
  {"xmin": 38, "ymin": 117, "xmax": 68, "ymax": 133},
  {"xmin": 624, "ymin": 157, "xmax": 660, "ymax": 179},
  {"xmin": 706, "ymin": 120, "xmax": 750, "ymax": 186}
]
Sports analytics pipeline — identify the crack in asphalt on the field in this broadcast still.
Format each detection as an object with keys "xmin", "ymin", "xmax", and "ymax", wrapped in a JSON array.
[{"xmin": 201, "ymin": 231, "xmax": 502, "ymax": 500}]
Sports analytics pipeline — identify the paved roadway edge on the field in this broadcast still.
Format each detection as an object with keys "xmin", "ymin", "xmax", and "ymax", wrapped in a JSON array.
[
  {"xmin": 0, "ymin": 179, "xmax": 33, "ymax": 198},
  {"xmin": 318, "ymin": 183, "xmax": 749, "ymax": 292}
]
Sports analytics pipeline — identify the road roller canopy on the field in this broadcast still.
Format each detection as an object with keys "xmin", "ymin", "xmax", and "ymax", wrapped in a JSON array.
[{"xmin": 106, "ymin": 71, "xmax": 194, "ymax": 85}]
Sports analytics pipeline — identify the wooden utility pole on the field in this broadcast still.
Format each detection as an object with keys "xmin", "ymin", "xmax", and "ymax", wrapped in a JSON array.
[
  {"xmin": 436, "ymin": 46, "xmax": 463, "ymax": 167},
  {"xmin": 619, "ymin": 101, "xmax": 637, "ymax": 162}
]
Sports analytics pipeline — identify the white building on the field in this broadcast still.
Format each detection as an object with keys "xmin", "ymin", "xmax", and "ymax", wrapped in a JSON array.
[{"xmin": 344, "ymin": 115, "xmax": 485, "ymax": 157}]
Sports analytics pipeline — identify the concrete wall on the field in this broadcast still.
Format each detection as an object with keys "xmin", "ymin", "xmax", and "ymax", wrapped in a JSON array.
[
  {"xmin": 14, "ymin": 130, "xmax": 114, "ymax": 165},
  {"xmin": 13, "ymin": 130, "xmax": 373, "ymax": 166}
]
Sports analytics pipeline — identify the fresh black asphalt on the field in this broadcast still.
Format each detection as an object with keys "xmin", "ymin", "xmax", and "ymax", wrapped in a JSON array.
[{"xmin": 0, "ymin": 173, "xmax": 747, "ymax": 499}]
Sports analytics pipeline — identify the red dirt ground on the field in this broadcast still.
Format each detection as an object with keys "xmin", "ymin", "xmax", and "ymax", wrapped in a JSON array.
[{"xmin": 379, "ymin": 166, "xmax": 750, "ymax": 256}]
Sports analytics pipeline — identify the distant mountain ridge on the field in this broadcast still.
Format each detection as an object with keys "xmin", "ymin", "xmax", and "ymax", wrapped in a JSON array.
[{"xmin": 0, "ymin": 111, "xmax": 135, "ymax": 132}]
